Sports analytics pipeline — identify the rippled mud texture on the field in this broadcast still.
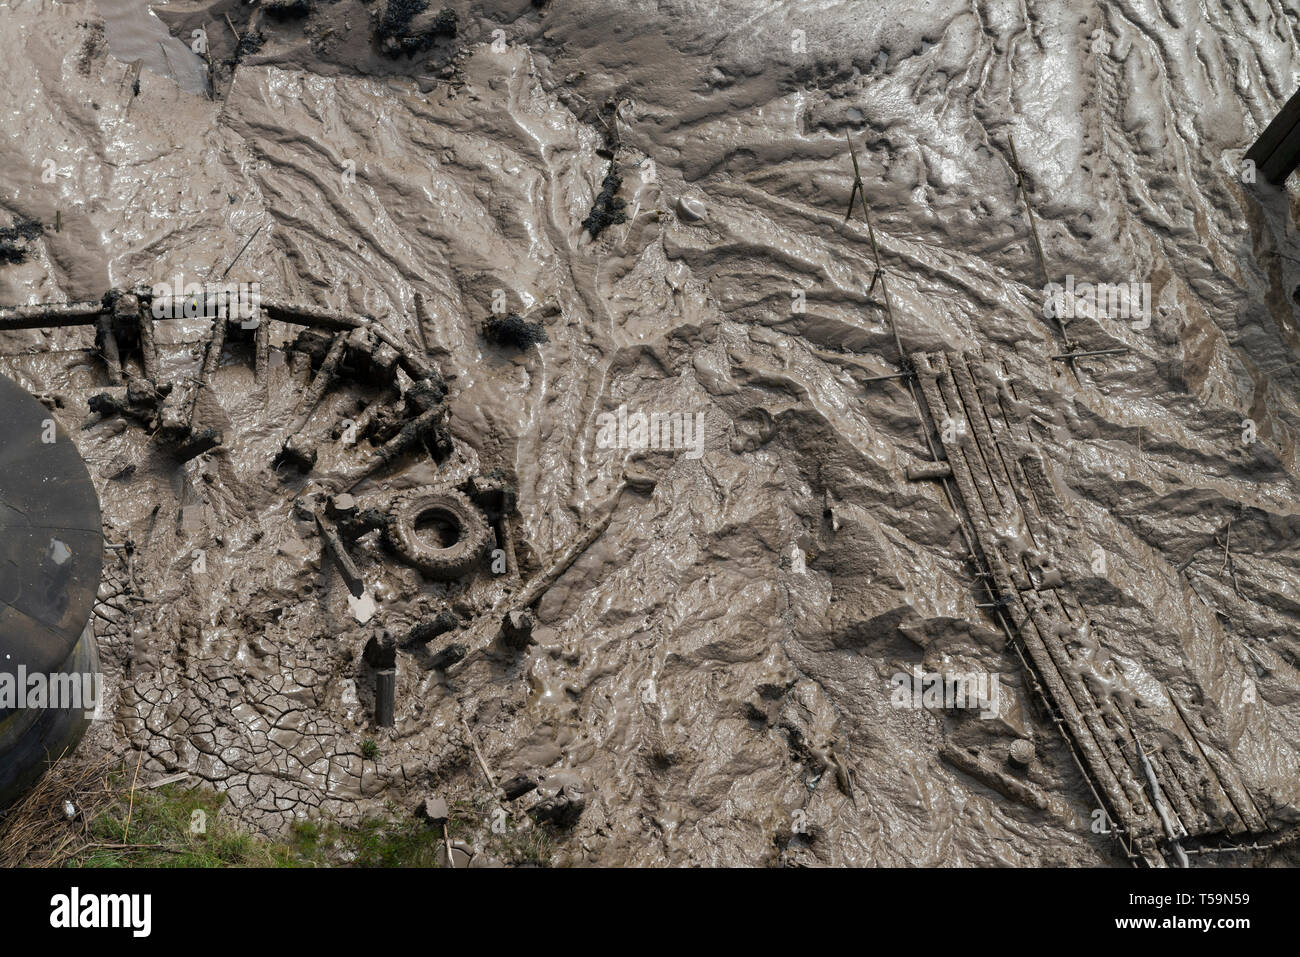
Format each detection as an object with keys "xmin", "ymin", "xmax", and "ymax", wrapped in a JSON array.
[{"xmin": 2, "ymin": 0, "xmax": 1299, "ymax": 866}]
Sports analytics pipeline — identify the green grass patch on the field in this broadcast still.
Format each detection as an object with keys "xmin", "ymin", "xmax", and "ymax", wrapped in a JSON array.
[{"xmin": 53, "ymin": 778, "xmax": 559, "ymax": 868}]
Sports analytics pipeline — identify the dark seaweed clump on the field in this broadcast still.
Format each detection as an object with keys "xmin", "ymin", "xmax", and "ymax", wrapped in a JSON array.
[
  {"xmin": 582, "ymin": 163, "xmax": 627, "ymax": 238},
  {"xmin": 484, "ymin": 314, "xmax": 549, "ymax": 349},
  {"xmin": 377, "ymin": 0, "xmax": 457, "ymax": 56},
  {"xmin": 263, "ymin": 0, "xmax": 313, "ymax": 19},
  {"xmin": 0, "ymin": 216, "xmax": 44, "ymax": 265},
  {"xmin": 235, "ymin": 29, "xmax": 266, "ymax": 60}
]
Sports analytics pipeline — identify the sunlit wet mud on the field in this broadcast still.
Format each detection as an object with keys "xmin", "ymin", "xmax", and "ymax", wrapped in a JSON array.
[{"xmin": 1, "ymin": 0, "xmax": 1298, "ymax": 866}]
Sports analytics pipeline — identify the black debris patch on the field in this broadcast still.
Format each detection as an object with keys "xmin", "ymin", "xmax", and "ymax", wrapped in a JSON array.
[
  {"xmin": 582, "ymin": 163, "xmax": 627, "ymax": 238},
  {"xmin": 407, "ymin": 611, "xmax": 460, "ymax": 645},
  {"xmin": 0, "ymin": 216, "xmax": 45, "ymax": 265},
  {"xmin": 235, "ymin": 29, "xmax": 266, "ymax": 60},
  {"xmin": 376, "ymin": 0, "xmax": 457, "ymax": 57},
  {"xmin": 289, "ymin": 328, "xmax": 335, "ymax": 367},
  {"xmin": 484, "ymin": 313, "xmax": 549, "ymax": 349},
  {"xmin": 263, "ymin": 0, "xmax": 313, "ymax": 19}
]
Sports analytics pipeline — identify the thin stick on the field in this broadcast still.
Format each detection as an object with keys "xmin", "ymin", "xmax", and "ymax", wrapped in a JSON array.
[
  {"xmin": 221, "ymin": 223, "xmax": 265, "ymax": 279},
  {"xmin": 1008, "ymin": 135, "xmax": 1071, "ymax": 348},
  {"xmin": 123, "ymin": 749, "xmax": 144, "ymax": 843},
  {"xmin": 224, "ymin": 13, "xmax": 241, "ymax": 44},
  {"xmin": 860, "ymin": 370, "xmax": 913, "ymax": 383},
  {"xmin": 442, "ymin": 823, "xmax": 454, "ymax": 868},
  {"xmin": 845, "ymin": 132, "xmax": 908, "ymax": 369},
  {"xmin": 1008, "ymin": 136, "xmax": 1050, "ymax": 287},
  {"xmin": 142, "ymin": 771, "xmax": 189, "ymax": 790},
  {"xmin": 461, "ymin": 716, "xmax": 497, "ymax": 790}
]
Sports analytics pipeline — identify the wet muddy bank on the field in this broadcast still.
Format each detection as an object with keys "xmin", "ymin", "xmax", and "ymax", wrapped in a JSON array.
[{"xmin": 1, "ymin": 0, "xmax": 1298, "ymax": 865}]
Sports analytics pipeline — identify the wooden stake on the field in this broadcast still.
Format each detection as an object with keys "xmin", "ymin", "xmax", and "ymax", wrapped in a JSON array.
[
  {"xmin": 123, "ymin": 749, "xmax": 144, "ymax": 843},
  {"xmin": 461, "ymin": 716, "xmax": 497, "ymax": 790}
]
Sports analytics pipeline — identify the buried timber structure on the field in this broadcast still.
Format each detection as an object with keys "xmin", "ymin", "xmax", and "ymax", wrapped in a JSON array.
[{"xmin": 907, "ymin": 348, "xmax": 1279, "ymax": 866}]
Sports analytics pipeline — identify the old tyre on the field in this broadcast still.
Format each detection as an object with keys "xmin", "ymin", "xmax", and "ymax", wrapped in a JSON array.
[{"xmin": 386, "ymin": 487, "xmax": 492, "ymax": 580}]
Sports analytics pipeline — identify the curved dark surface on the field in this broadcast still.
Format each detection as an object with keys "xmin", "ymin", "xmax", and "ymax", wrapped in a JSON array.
[{"xmin": 0, "ymin": 372, "xmax": 102, "ymax": 726}]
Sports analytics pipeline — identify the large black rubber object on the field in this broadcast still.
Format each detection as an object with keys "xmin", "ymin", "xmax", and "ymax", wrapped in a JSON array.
[{"xmin": 0, "ymin": 372, "xmax": 102, "ymax": 807}]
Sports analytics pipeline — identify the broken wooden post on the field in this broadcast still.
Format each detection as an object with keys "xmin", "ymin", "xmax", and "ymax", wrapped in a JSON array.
[
  {"xmin": 1246, "ymin": 86, "xmax": 1300, "ymax": 186},
  {"xmin": 95, "ymin": 314, "xmax": 124, "ymax": 385},
  {"xmin": 254, "ymin": 319, "xmax": 270, "ymax": 382},
  {"xmin": 375, "ymin": 670, "xmax": 396, "ymax": 727},
  {"xmin": 339, "ymin": 403, "xmax": 449, "ymax": 488},
  {"xmin": 261, "ymin": 299, "xmax": 366, "ymax": 332},
  {"xmin": 278, "ymin": 332, "xmax": 348, "ymax": 470},
  {"xmin": 906, "ymin": 461, "xmax": 952, "ymax": 481},
  {"xmin": 137, "ymin": 308, "xmax": 160, "ymax": 382},
  {"xmin": 427, "ymin": 643, "xmax": 466, "ymax": 671},
  {"xmin": 172, "ymin": 426, "xmax": 222, "ymax": 462},
  {"xmin": 315, "ymin": 511, "xmax": 365, "ymax": 598}
]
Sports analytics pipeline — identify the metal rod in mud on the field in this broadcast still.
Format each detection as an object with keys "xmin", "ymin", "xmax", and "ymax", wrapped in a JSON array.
[
  {"xmin": 1007, "ymin": 136, "xmax": 1070, "ymax": 349},
  {"xmin": 1049, "ymin": 348, "xmax": 1130, "ymax": 361},
  {"xmin": 860, "ymin": 371, "xmax": 912, "ymax": 383},
  {"xmin": 0, "ymin": 300, "xmax": 105, "ymax": 330},
  {"xmin": 846, "ymin": 132, "xmax": 908, "ymax": 370},
  {"xmin": 1136, "ymin": 742, "xmax": 1190, "ymax": 866},
  {"xmin": 220, "ymin": 224, "xmax": 266, "ymax": 280}
]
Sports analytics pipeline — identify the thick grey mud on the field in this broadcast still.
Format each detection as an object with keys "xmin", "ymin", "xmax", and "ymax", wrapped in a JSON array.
[{"xmin": 1, "ymin": 0, "xmax": 1299, "ymax": 866}]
